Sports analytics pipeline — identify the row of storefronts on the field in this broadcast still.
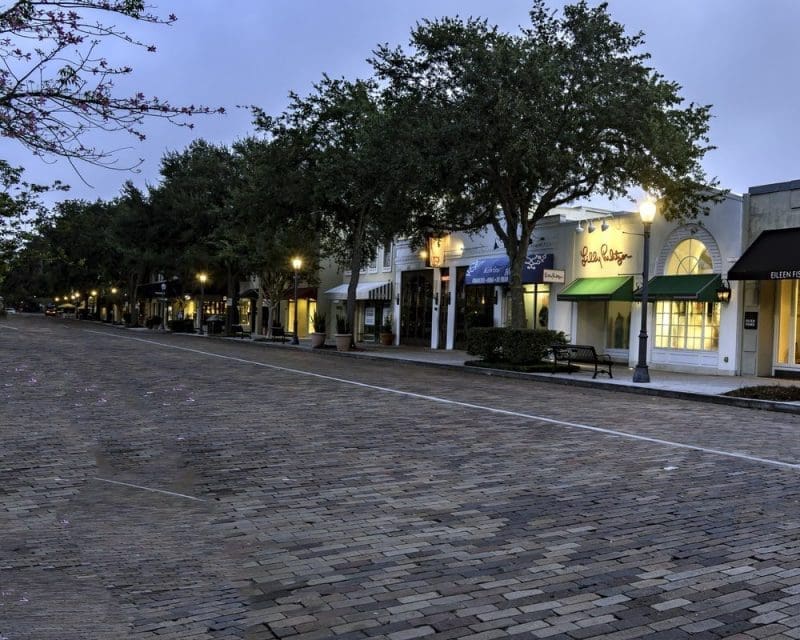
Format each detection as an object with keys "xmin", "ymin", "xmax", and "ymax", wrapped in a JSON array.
[
  {"xmin": 314, "ymin": 181, "xmax": 800, "ymax": 379},
  {"xmin": 132, "ymin": 179, "xmax": 800, "ymax": 379}
]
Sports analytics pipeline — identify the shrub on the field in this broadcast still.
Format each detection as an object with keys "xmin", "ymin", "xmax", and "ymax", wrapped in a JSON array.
[
  {"xmin": 336, "ymin": 314, "xmax": 350, "ymax": 334},
  {"xmin": 311, "ymin": 311, "xmax": 326, "ymax": 333},
  {"xmin": 145, "ymin": 315, "xmax": 162, "ymax": 329},
  {"xmin": 168, "ymin": 318, "xmax": 195, "ymax": 333},
  {"xmin": 467, "ymin": 327, "xmax": 567, "ymax": 364}
]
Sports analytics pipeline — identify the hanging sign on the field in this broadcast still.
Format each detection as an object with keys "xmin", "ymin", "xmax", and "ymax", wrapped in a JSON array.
[{"xmin": 543, "ymin": 269, "xmax": 566, "ymax": 284}]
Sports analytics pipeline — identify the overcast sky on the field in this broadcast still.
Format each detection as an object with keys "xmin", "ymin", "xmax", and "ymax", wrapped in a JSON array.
[{"xmin": 8, "ymin": 0, "xmax": 800, "ymax": 208}]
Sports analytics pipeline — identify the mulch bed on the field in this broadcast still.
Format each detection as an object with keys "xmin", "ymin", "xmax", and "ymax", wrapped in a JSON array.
[{"xmin": 723, "ymin": 385, "xmax": 800, "ymax": 401}]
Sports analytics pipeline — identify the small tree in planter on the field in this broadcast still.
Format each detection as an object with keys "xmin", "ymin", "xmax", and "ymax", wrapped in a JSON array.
[
  {"xmin": 379, "ymin": 317, "xmax": 394, "ymax": 346},
  {"xmin": 310, "ymin": 311, "xmax": 326, "ymax": 348},
  {"xmin": 335, "ymin": 314, "xmax": 352, "ymax": 351}
]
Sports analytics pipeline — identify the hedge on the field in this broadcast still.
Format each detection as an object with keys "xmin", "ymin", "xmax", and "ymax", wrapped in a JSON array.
[
  {"xmin": 168, "ymin": 318, "xmax": 196, "ymax": 333},
  {"xmin": 466, "ymin": 327, "xmax": 567, "ymax": 364}
]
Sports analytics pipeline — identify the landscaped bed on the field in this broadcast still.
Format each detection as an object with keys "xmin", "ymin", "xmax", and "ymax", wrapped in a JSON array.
[
  {"xmin": 723, "ymin": 385, "xmax": 800, "ymax": 401},
  {"xmin": 465, "ymin": 360, "xmax": 576, "ymax": 374}
]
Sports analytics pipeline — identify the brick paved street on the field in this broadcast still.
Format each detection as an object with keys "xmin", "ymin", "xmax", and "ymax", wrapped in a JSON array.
[{"xmin": 4, "ymin": 314, "xmax": 800, "ymax": 639}]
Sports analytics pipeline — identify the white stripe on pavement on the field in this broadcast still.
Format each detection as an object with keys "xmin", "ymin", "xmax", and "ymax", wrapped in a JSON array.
[
  {"xmin": 92, "ymin": 477, "xmax": 206, "ymax": 502},
  {"xmin": 87, "ymin": 330, "xmax": 800, "ymax": 472}
]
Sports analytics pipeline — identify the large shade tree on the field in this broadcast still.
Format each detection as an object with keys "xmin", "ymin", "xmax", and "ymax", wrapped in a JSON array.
[
  {"xmin": 256, "ymin": 76, "xmax": 416, "ymax": 340},
  {"xmin": 231, "ymin": 135, "xmax": 320, "ymax": 336},
  {"xmin": 372, "ymin": 0, "xmax": 721, "ymax": 328}
]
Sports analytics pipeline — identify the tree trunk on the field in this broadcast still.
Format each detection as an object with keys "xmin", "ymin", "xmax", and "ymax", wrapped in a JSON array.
[
  {"xmin": 255, "ymin": 288, "xmax": 264, "ymax": 335},
  {"xmin": 225, "ymin": 266, "xmax": 236, "ymax": 336}
]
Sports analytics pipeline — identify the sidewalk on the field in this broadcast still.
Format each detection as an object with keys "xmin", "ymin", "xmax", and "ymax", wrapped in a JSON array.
[{"xmin": 252, "ymin": 337, "xmax": 800, "ymax": 414}]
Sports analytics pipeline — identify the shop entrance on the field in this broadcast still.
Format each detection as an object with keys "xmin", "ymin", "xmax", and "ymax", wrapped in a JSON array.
[
  {"xmin": 454, "ymin": 266, "xmax": 494, "ymax": 350},
  {"xmin": 400, "ymin": 270, "xmax": 433, "ymax": 346}
]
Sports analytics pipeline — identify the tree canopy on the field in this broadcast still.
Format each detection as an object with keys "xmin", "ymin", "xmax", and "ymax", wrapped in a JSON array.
[
  {"xmin": 0, "ymin": 0, "xmax": 224, "ymax": 168},
  {"xmin": 254, "ymin": 75, "xmax": 418, "ymax": 337},
  {"xmin": 372, "ymin": 0, "xmax": 721, "ymax": 328}
]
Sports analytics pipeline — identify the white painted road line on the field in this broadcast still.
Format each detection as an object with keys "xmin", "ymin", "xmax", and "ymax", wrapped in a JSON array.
[
  {"xmin": 92, "ymin": 477, "xmax": 206, "ymax": 502},
  {"xmin": 87, "ymin": 330, "xmax": 800, "ymax": 472}
]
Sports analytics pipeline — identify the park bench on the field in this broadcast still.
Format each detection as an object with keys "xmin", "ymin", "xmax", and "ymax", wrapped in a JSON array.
[
  {"xmin": 551, "ymin": 344, "xmax": 613, "ymax": 379},
  {"xmin": 269, "ymin": 326, "xmax": 288, "ymax": 343},
  {"xmin": 232, "ymin": 324, "xmax": 251, "ymax": 339}
]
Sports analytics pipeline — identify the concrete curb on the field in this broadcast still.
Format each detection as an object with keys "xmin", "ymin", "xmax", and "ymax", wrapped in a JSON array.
[{"xmin": 239, "ymin": 338, "xmax": 800, "ymax": 416}]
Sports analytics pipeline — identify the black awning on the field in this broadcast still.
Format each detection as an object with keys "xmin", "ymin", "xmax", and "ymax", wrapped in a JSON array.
[
  {"xmin": 728, "ymin": 227, "xmax": 800, "ymax": 280},
  {"xmin": 282, "ymin": 286, "xmax": 317, "ymax": 300},
  {"xmin": 136, "ymin": 279, "xmax": 183, "ymax": 298}
]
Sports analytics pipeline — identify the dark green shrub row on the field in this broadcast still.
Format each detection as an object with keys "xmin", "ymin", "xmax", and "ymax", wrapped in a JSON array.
[
  {"xmin": 466, "ymin": 327, "xmax": 567, "ymax": 364},
  {"xmin": 168, "ymin": 318, "xmax": 196, "ymax": 333}
]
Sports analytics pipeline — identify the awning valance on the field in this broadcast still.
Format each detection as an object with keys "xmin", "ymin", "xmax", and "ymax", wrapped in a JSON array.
[
  {"xmin": 728, "ymin": 227, "xmax": 800, "ymax": 280},
  {"xmin": 136, "ymin": 279, "xmax": 183, "ymax": 298},
  {"xmin": 464, "ymin": 253, "xmax": 554, "ymax": 285},
  {"xmin": 557, "ymin": 276, "xmax": 634, "ymax": 302},
  {"xmin": 282, "ymin": 286, "xmax": 317, "ymax": 300},
  {"xmin": 324, "ymin": 281, "xmax": 393, "ymax": 301},
  {"xmin": 633, "ymin": 274, "xmax": 722, "ymax": 302}
]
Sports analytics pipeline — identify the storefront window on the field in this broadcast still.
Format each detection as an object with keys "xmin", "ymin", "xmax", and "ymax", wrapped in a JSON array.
[
  {"xmin": 776, "ymin": 280, "xmax": 800, "ymax": 365},
  {"xmin": 655, "ymin": 301, "xmax": 719, "ymax": 350},
  {"xmin": 512, "ymin": 285, "xmax": 550, "ymax": 329},
  {"xmin": 606, "ymin": 301, "xmax": 631, "ymax": 349},
  {"xmin": 655, "ymin": 238, "xmax": 720, "ymax": 351}
]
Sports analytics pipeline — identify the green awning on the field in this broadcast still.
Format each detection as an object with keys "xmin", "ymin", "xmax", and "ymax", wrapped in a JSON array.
[
  {"xmin": 557, "ymin": 276, "xmax": 634, "ymax": 302},
  {"xmin": 633, "ymin": 274, "xmax": 722, "ymax": 302}
]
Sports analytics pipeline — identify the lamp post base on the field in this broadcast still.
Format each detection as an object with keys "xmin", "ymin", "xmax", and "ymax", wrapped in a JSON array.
[{"xmin": 632, "ymin": 365, "xmax": 650, "ymax": 383}]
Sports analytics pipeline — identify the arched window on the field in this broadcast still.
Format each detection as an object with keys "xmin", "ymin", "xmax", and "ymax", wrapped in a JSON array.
[
  {"xmin": 666, "ymin": 239, "xmax": 713, "ymax": 275},
  {"xmin": 655, "ymin": 239, "xmax": 719, "ymax": 351}
]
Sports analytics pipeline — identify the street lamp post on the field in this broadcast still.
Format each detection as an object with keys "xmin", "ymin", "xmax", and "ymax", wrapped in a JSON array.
[
  {"xmin": 291, "ymin": 257, "xmax": 302, "ymax": 345},
  {"xmin": 197, "ymin": 273, "xmax": 207, "ymax": 335},
  {"xmin": 633, "ymin": 199, "xmax": 657, "ymax": 383}
]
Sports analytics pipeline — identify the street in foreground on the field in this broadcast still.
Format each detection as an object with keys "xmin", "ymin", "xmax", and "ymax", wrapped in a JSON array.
[{"xmin": 3, "ymin": 314, "xmax": 800, "ymax": 639}]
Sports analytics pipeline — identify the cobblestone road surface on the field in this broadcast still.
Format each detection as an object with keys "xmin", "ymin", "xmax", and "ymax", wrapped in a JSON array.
[{"xmin": 3, "ymin": 315, "xmax": 800, "ymax": 639}]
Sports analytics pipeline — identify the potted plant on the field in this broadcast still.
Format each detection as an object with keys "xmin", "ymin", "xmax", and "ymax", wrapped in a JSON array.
[
  {"xmin": 310, "ymin": 311, "xmax": 326, "ymax": 348},
  {"xmin": 334, "ymin": 314, "xmax": 352, "ymax": 352},
  {"xmin": 379, "ymin": 317, "xmax": 394, "ymax": 346}
]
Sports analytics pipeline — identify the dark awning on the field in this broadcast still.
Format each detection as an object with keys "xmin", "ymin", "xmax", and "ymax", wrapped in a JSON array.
[
  {"xmin": 633, "ymin": 274, "xmax": 722, "ymax": 302},
  {"xmin": 557, "ymin": 276, "xmax": 634, "ymax": 302},
  {"xmin": 136, "ymin": 279, "xmax": 182, "ymax": 298},
  {"xmin": 239, "ymin": 288, "xmax": 259, "ymax": 298},
  {"xmin": 728, "ymin": 227, "xmax": 800, "ymax": 280},
  {"xmin": 464, "ymin": 253, "xmax": 554, "ymax": 285},
  {"xmin": 282, "ymin": 286, "xmax": 317, "ymax": 300}
]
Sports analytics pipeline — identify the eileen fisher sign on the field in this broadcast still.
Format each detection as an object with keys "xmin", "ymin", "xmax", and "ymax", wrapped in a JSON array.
[{"xmin": 771, "ymin": 271, "xmax": 800, "ymax": 279}]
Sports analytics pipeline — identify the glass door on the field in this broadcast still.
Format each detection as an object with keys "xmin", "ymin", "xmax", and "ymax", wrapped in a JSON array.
[{"xmin": 400, "ymin": 270, "xmax": 433, "ymax": 346}]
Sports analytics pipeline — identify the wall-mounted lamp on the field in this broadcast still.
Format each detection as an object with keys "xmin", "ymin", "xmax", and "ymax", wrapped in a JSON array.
[
  {"xmin": 601, "ymin": 219, "xmax": 609, "ymax": 232},
  {"xmin": 715, "ymin": 280, "xmax": 732, "ymax": 304},
  {"xmin": 576, "ymin": 221, "xmax": 584, "ymax": 233},
  {"xmin": 587, "ymin": 220, "xmax": 596, "ymax": 233}
]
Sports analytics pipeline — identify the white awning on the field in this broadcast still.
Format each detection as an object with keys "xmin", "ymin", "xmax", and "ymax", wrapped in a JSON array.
[{"xmin": 324, "ymin": 281, "xmax": 392, "ymax": 301}]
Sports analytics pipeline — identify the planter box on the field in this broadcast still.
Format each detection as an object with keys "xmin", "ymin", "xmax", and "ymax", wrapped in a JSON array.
[
  {"xmin": 335, "ymin": 333, "xmax": 352, "ymax": 352},
  {"xmin": 379, "ymin": 332, "xmax": 394, "ymax": 346},
  {"xmin": 311, "ymin": 332, "xmax": 326, "ymax": 348}
]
